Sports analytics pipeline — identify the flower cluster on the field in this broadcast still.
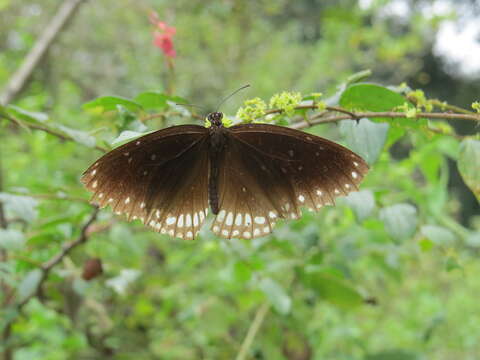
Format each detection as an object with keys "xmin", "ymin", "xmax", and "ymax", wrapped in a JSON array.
[
  {"xmin": 472, "ymin": 101, "xmax": 480, "ymax": 113},
  {"xmin": 269, "ymin": 91, "xmax": 302, "ymax": 116},
  {"xmin": 236, "ymin": 98, "xmax": 267, "ymax": 123},
  {"xmin": 150, "ymin": 11, "xmax": 176, "ymax": 58},
  {"xmin": 407, "ymin": 89, "xmax": 433, "ymax": 112}
]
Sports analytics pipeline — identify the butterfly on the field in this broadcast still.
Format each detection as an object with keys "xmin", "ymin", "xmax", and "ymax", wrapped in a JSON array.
[{"xmin": 81, "ymin": 112, "xmax": 368, "ymax": 240}]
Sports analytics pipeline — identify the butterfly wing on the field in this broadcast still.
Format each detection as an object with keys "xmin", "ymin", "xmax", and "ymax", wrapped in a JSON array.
[
  {"xmin": 210, "ymin": 123, "xmax": 368, "ymax": 239},
  {"xmin": 81, "ymin": 125, "xmax": 210, "ymax": 239}
]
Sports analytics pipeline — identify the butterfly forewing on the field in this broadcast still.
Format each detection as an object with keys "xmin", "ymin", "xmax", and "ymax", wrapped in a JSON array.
[
  {"xmin": 81, "ymin": 125, "xmax": 210, "ymax": 239},
  {"xmin": 209, "ymin": 124, "xmax": 368, "ymax": 239}
]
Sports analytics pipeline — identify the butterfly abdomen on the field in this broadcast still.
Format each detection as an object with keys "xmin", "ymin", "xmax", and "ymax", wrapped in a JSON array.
[{"xmin": 208, "ymin": 127, "xmax": 227, "ymax": 215}]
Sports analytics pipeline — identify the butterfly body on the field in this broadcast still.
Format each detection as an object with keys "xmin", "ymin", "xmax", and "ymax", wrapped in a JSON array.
[{"xmin": 82, "ymin": 113, "xmax": 368, "ymax": 239}]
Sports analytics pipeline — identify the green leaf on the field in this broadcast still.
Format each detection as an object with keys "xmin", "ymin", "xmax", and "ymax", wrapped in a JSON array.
[
  {"xmin": 364, "ymin": 349, "xmax": 420, "ymax": 360},
  {"xmin": 0, "ymin": 229, "xmax": 26, "ymax": 250},
  {"xmin": 17, "ymin": 269, "xmax": 43, "ymax": 303},
  {"xmin": 339, "ymin": 118, "xmax": 389, "ymax": 164},
  {"xmin": 339, "ymin": 83, "xmax": 425, "ymax": 146},
  {"xmin": 343, "ymin": 189, "xmax": 376, "ymax": 221},
  {"xmin": 83, "ymin": 96, "xmax": 143, "ymax": 113},
  {"xmin": 457, "ymin": 139, "xmax": 480, "ymax": 201},
  {"xmin": 340, "ymin": 83, "xmax": 407, "ymax": 114},
  {"xmin": 258, "ymin": 277, "xmax": 291, "ymax": 314},
  {"xmin": 303, "ymin": 271, "xmax": 363, "ymax": 309},
  {"xmin": 379, "ymin": 204, "xmax": 418, "ymax": 241},
  {"xmin": 420, "ymin": 225, "xmax": 455, "ymax": 246},
  {"xmin": 111, "ymin": 130, "xmax": 146, "ymax": 145},
  {"xmin": 55, "ymin": 124, "xmax": 97, "ymax": 148},
  {"xmin": 0, "ymin": 193, "xmax": 38, "ymax": 223},
  {"xmin": 6, "ymin": 104, "xmax": 48, "ymax": 124}
]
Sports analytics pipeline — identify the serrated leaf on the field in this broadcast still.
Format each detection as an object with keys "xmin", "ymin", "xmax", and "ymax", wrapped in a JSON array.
[
  {"xmin": 344, "ymin": 189, "xmax": 376, "ymax": 221},
  {"xmin": 0, "ymin": 193, "xmax": 38, "ymax": 223},
  {"xmin": 457, "ymin": 139, "xmax": 480, "ymax": 201},
  {"xmin": 0, "ymin": 229, "xmax": 26, "ymax": 250},
  {"xmin": 303, "ymin": 271, "xmax": 363, "ymax": 309},
  {"xmin": 379, "ymin": 204, "xmax": 418, "ymax": 241},
  {"xmin": 258, "ymin": 278, "xmax": 291, "ymax": 314},
  {"xmin": 364, "ymin": 349, "xmax": 420, "ymax": 360},
  {"xmin": 339, "ymin": 118, "xmax": 389, "ymax": 164},
  {"xmin": 420, "ymin": 225, "xmax": 455, "ymax": 245},
  {"xmin": 17, "ymin": 269, "xmax": 43, "ymax": 303},
  {"xmin": 83, "ymin": 96, "xmax": 143, "ymax": 113}
]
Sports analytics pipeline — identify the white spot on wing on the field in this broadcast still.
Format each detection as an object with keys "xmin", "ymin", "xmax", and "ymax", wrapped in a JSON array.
[
  {"xmin": 269, "ymin": 211, "xmax": 276, "ymax": 219},
  {"xmin": 166, "ymin": 217, "xmax": 176, "ymax": 225},
  {"xmin": 232, "ymin": 230, "xmax": 240, "ymax": 237},
  {"xmin": 288, "ymin": 150, "xmax": 294, "ymax": 157},
  {"xmin": 222, "ymin": 229, "xmax": 229, "ymax": 236},
  {"xmin": 178, "ymin": 214, "xmax": 184, "ymax": 227},
  {"xmin": 254, "ymin": 216, "xmax": 266, "ymax": 224},
  {"xmin": 140, "ymin": 202, "xmax": 146, "ymax": 209},
  {"xmin": 136, "ymin": 141, "xmax": 141, "ymax": 145},
  {"xmin": 125, "ymin": 197, "xmax": 130, "ymax": 204},
  {"xmin": 298, "ymin": 195, "xmax": 305, "ymax": 203},
  {"xmin": 353, "ymin": 161, "xmax": 359, "ymax": 167},
  {"xmin": 155, "ymin": 209, "xmax": 160, "ymax": 218},
  {"xmin": 235, "ymin": 213, "xmax": 242, "ymax": 226},
  {"xmin": 193, "ymin": 213, "xmax": 199, "ymax": 226},
  {"xmin": 243, "ymin": 231, "xmax": 251, "ymax": 238},
  {"xmin": 186, "ymin": 231, "xmax": 193, "ymax": 238},
  {"xmin": 91, "ymin": 169, "xmax": 97, "ymax": 176},
  {"xmin": 92, "ymin": 180, "xmax": 98, "ymax": 188},
  {"xmin": 213, "ymin": 225, "xmax": 220, "ymax": 232},
  {"xmin": 217, "ymin": 210, "xmax": 226, "ymax": 222},
  {"xmin": 263, "ymin": 226, "xmax": 269, "ymax": 233},
  {"xmin": 225, "ymin": 212, "xmax": 234, "ymax": 226},
  {"xmin": 245, "ymin": 214, "xmax": 252, "ymax": 226},
  {"xmin": 186, "ymin": 214, "xmax": 192, "ymax": 227}
]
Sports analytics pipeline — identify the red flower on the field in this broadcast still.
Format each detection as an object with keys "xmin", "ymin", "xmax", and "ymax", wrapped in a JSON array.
[{"xmin": 150, "ymin": 12, "xmax": 176, "ymax": 58}]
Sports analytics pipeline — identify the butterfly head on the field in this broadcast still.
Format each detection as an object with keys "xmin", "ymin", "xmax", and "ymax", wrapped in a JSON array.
[{"xmin": 207, "ymin": 112, "xmax": 224, "ymax": 127}]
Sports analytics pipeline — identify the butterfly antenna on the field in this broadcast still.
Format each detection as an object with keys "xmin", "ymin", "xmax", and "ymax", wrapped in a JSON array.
[{"xmin": 215, "ymin": 84, "xmax": 250, "ymax": 112}]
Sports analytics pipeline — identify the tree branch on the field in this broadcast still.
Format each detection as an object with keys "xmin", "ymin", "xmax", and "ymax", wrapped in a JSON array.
[
  {"xmin": 0, "ymin": 0, "xmax": 87, "ymax": 105},
  {"xmin": 17, "ymin": 207, "xmax": 99, "ymax": 308}
]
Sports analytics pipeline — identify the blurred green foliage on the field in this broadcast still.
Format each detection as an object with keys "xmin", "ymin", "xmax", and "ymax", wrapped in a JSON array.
[{"xmin": 1, "ymin": 1, "xmax": 479, "ymax": 360}]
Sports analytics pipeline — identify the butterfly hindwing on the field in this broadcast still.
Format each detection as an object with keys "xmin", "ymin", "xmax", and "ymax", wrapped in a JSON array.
[
  {"xmin": 210, "ymin": 124, "xmax": 369, "ymax": 239},
  {"xmin": 81, "ymin": 125, "xmax": 210, "ymax": 239}
]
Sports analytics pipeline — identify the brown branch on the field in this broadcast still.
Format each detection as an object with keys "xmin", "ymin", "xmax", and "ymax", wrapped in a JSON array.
[
  {"xmin": 0, "ymin": 0, "xmax": 87, "ymax": 105},
  {"xmin": 290, "ymin": 110, "xmax": 480, "ymax": 130},
  {"xmin": 17, "ymin": 207, "xmax": 99, "ymax": 308}
]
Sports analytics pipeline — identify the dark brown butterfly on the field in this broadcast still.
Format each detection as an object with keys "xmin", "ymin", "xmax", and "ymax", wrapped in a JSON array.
[{"xmin": 81, "ymin": 112, "xmax": 368, "ymax": 240}]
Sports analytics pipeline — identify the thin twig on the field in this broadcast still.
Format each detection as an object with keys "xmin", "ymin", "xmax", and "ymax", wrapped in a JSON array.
[
  {"xmin": 235, "ymin": 303, "xmax": 270, "ymax": 360},
  {"xmin": 0, "ymin": 0, "xmax": 87, "ymax": 105}
]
